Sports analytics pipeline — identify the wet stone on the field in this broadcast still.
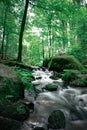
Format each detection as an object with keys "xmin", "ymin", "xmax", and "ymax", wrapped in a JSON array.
[
  {"xmin": 48, "ymin": 110, "xmax": 66, "ymax": 129},
  {"xmin": 33, "ymin": 127, "xmax": 45, "ymax": 130}
]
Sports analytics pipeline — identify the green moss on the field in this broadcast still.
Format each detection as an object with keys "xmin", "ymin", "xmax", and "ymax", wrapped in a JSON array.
[
  {"xmin": 62, "ymin": 70, "xmax": 80, "ymax": 86},
  {"xmin": 80, "ymin": 69, "xmax": 87, "ymax": 74},
  {"xmin": 13, "ymin": 67, "xmax": 38, "ymax": 97},
  {"xmin": 45, "ymin": 84, "xmax": 58, "ymax": 91},
  {"xmin": 84, "ymin": 65, "xmax": 87, "ymax": 69},
  {"xmin": 70, "ymin": 75, "xmax": 87, "ymax": 87},
  {"xmin": 0, "ymin": 100, "xmax": 29, "ymax": 121},
  {"xmin": 48, "ymin": 55, "xmax": 84, "ymax": 72},
  {"xmin": 48, "ymin": 110, "xmax": 66, "ymax": 129},
  {"xmin": 13, "ymin": 67, "xmax": 34, "ymax": 87},
  {"xmin": 14, "ymin": 67, "xmax": 34, "ymax": 82},
  {"xmin": 62, "ymin": 69, "xmax": 87, "ymax": 87},
  {"xmin": 0, "ymin": 77, "xmax": 24, "ymax": 101}
]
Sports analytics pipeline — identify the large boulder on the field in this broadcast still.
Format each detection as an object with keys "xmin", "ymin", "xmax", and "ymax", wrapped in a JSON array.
[
  {"xmin": 48, "ymin": 110, "xmax": 66, "ymax": 129},
  {"xmin": 0, "ymin": 64, "xmax": 24, "ymax": 101},
  {"xmin": 47, "ymin": 55, "xmax": 84, "ymax": 72},
  {"xmin": 0, "ymin": 116, "xmax": 22, "ymax": 130},
  {"xmin": 0, "ymin": 64, "xmax": 30, "ymax": 130},
  {"xmin": 0, "ymin": 100, "xmax": 29, "ymax": 121}
]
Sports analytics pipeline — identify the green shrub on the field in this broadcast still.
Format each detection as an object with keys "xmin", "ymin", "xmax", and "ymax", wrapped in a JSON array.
[
  {"xmin": 67, "ymin": 46, "xmax": 83, "ymax": 62},
  {"xmin": 70, "ymin": 75, "xmax": 87, "ymax": 87},
  {"xmin": 62, "ymin": 69, "xmax": 87, "ymax": 87},
  {"xmin": 14, "ymin": 67, "xmax": 34, "ymax": 82},
  {"xmin": 80, "ymin": 69, "xmax": 87, "ymax": 74},
  {"xmin": 84, "ymin": 65, "xmax": 87, "ymax": 69},
  {"xmin": 62, "ymin": 70, "xmax": 79, "ymax": 86},
  {"xmin": 67, "ymin": 45, "xmax": 87, "ymax": 64},
  {"xmin": 13, "ymin": 67, "xmax": 38, "ymax": 97}
]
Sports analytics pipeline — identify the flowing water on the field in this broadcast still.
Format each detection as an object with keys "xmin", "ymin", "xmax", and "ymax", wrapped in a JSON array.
[{"xmin": 21, "ymin": 68, "xmax": 87, "ymax": 130}]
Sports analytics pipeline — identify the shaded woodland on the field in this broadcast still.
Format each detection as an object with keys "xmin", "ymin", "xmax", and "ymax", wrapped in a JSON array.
[
  {"xmin": 1, "ymin": 1, "xmax": 87, "ymax": 130},
  {"xmin": 0, "ymin": 0, "xmax": 87, "ymax": 65}
]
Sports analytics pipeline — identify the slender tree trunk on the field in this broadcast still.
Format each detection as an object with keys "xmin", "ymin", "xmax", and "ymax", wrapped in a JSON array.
[
  {"xmin": 1, "ymin": 6, "xmax": 7, "ymax": 59},
  {"xmin": 48, "ymin": 21, "xmax": 52, "ymax": 58},
  {"xmin": 42, "ymin": 43, "xmax": 44, "ymax": 60},
  {"xmin": 4, "ymin": 33, "xmax": 9, "ymax": 58},
  {"xmin": 1, "ymin": 29, "xmax": 5, "ymax": 59},
  {"xmin": 41, "ymin": 37, "xmax": 45, "ymax": 60},
  {"xmin": 17, "ymin": 0, "xmax": 28, "ymax": 62},
  {"xmin": 61, "ymin": 20, "xmax": 67, "ymax": 51}
]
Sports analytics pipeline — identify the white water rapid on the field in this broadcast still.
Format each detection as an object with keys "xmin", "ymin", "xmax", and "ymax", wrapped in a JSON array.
[{"xmin": 22, "ymin": 68, "xmax": 87, "ymax": 130}]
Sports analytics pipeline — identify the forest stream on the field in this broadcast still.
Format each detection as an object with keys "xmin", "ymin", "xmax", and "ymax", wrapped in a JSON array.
[
  {"xmin": 1, "ymin": 0, "xmax": 87, "ymax": 129},
  {"xmin": 21, "ymin": 68, "xmax": 87, "ymax": 130}
]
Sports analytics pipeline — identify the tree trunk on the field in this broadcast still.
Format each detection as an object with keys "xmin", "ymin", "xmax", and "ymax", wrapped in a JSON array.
[
  {"xmin": 1, "ymin": 28, "xmax": 5, "ymax": 59},
  {"xmin": 4, "ymin": 33, "xmax": 9, "ymax": 58},
  {"xmin": 41, "ymin": 37, "xmax": 45, "ymax": 60},
  {"xmin": 17, "ymin": 0, "xmax": 28, "ymax": 62},
  {"xmin": 1, "ymin": 6, "xmax": 7, "ymax": 59},
  {"xmin": 48, "ymin": 21, "xmax": 52, "ymax": 58}
]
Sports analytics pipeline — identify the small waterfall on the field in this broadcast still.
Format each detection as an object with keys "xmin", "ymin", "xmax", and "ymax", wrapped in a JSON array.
[{"xmin": 23, "ymin": 67, "xmax": 87, "ymax": 130}]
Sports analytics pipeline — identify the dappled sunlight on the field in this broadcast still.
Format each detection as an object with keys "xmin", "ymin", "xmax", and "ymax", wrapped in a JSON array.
[{"xmin": 1, "ymin": 0, "xmax": 87, "ymax": 130}]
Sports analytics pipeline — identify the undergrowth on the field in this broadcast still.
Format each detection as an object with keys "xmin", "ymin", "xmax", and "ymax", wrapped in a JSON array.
[{"xmin": 12, "ymin": 67, "xmax": 37, "ymax": 95}]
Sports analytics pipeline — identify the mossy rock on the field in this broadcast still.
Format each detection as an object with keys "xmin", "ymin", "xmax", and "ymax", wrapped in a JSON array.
[
  {"xmin": 0, "ymin": 100, "xmax": 29, "ymax": 121},
  {"xmin": 62, "ymin": 69, "xmax": 87, "ymax": 87},
  {"xmin": 70, "ymin": 74, "xmax": 87, "ymax": 87},
  {"xmin": 0, "ymin": 76, "xmax": 24, "ymax": 101},
  {"xmin": 62, "ymin": 69, "xmax": 80, "ymax": 86},
  {"xmin": 0, "ymin": 64, "xmax": 24, "ymax": 101},
  {"xmin": 0, "ymin": 116, "xmax": 22, "ymax": 130},
  {"xmin": 45, "ymin": 84, "xmax": 58, "ymax": 91},
  {"xmin": 33, "ymin": 127, "xmax": 45, "ymax": 130},
  {"xmin": 48, "ymin": 55, "xmax": 84, "ymax": 72},
  {"xmin": 48, "ymin": 110, "xmax": 66, "ymax": 129}
]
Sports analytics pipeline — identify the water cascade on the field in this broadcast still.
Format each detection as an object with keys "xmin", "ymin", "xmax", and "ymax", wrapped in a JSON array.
[{"xmin": 22, "ymin": 68, "xmax": 87, "ymax": 130}]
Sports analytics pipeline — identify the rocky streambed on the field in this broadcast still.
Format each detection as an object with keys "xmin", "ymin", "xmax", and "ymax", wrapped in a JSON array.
[{"xmin": 21, "ymin": 68, "xmax": 87, "ymax": 130}]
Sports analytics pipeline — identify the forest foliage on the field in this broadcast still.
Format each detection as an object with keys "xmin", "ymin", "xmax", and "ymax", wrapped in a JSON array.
[{"xmin": 0, "ymin": 0, "xmax": 87, "ymax": 65}]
